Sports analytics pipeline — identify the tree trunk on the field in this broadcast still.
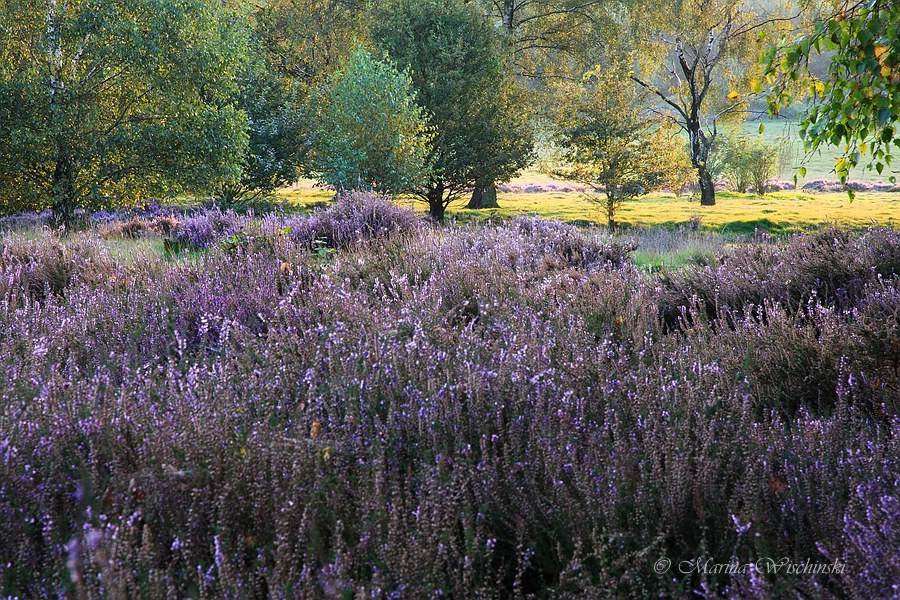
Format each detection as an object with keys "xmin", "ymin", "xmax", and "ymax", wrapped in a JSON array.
[
  {"xmin": 51, "ymin": 154, "xmax": 75, "ymax": 226},
  {"xmin": 606, "ymin": 194, "xmax": 617, "ymax": 229},
  {"xmin": 467, "ymin": 182, "xmax": 500, "ymax": 209},
  {"xmin": 698, "ymin": 167, "xmax": 715, "ymax": 206},
  {"xmin": 501, "ymin": 0, "xmax": 515, "ymax": 34},
  {"xmin": 687, "ymin": 119, "xmax": 716, "ymax": 206},
  {"xmin": 426, "ymin": 185, "xmax": 446, "ymax": 223}
]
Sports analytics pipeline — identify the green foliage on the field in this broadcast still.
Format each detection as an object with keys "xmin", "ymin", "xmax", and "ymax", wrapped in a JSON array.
[
  {"xmin": 214, "ymin": 0, "xmax": 369, "ymax": 210},
  {"xmin": 215, "ymin": 17, "xmax": 309, "ymax": 209},
  {"xmin": 716, "ymin": 135, "xmax": 782, "ymax": 194},
  {"xmin": 252, "ymin": 0, "xmax": 365, "ymax": 86},
  {"xmin": 656, "ymin": 134, "xmax": 698, "ymax": 196},
  {"xmin": 475, "ymin": 0, "xmax": 613, "ymax": 80},
  {"xmin": 551, "ymin": 68, "xmax": 669, "ymax": 226},
  {"xmin": 373, "ymin": 0, "xmax": 534, "ymax": 221},
  {"xmin": 310, "ymin": 48, "xmax": 433, "ymax": 195},
  {"xmin": 0, "ymin": 0, "xmax": 249, "ymax": 222},
  {"xmin": 705, "ymin": 136, "xmax": 729, "ymax": 184},
  {"xmin": 765, "ymin": 0, "xmax": 900, "ymax": 196}
]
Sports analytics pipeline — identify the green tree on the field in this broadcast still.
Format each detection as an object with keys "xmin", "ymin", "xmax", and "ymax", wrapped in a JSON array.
[
  {"xmin": 656, "ymin": 134, "xmax": 698, "ymax": 196},
  {"xmin": 253, "ymin": 0, "xmax": 366, "ymax": 86},
  {"xmin": 630, "ymin": 0, "xmax": 788, "ymax": 205},
  {"xmin": 0, "ymin": 0, "xmax": 248, "ymax": 223},
  {"xmin": 212, "ymin": 0, "xmax": 367, "ymax": 209},
  {"xmin": 309, "ymin": 48, "xmax": 433, "ymax": 194},
  {"xmin": 468, "ymin": 0, "xmax": 615, "ymax": 208},
  {"xmin": 765, "ymin": 0, "xmax": 900, "ymax": 196},
  {"xmin": 720, "ymin": 135, "xmax": 753, "ymax": 193},
  {"xmin": 214, "ymin": 23, "xmax": 308, "ymax": 208},
  {"xmin": 373, "ymin": 0, "xmax": 534, "ymax": 222},
  {"xmin": 551, "ymin": 68, "xmax": 668, "ymax": 227}
]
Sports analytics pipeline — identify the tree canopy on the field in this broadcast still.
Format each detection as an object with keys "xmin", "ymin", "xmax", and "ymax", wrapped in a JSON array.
[
  {"xmin": 0, "ymin": 0, "xmax": 249, "ymax": 222},
  {"xmin": 0, "ymin": 0, "xmax": 893, "ymax": 222},
  {"xmin": 477, "ymin": 0, "xmax": 613, "ymax": 79},
  {"xmin": 309, "ymin": 48, "xmax": 433, "ymax": 195},
  {"xmin": 373, "ymin": 0, "xmax": 534, "ymax": 222}
]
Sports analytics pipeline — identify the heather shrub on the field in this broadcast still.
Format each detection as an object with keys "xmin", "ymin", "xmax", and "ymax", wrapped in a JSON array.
[
  {"xmin": 283, "ymin": 191, "xmax": 422, "ymax": 250},
  {"xmin": 172, "ymin": 214, "xmax": 216, "ymax": 250},
  {"xmin": 99, "ymin": 216, "xmax": 180, "ymax": 240},
  {"xmin": 171, "ymin": 210, "xmax": 243, "ymax": 251},
  {"xmin": 148, "ymin": 215, "xmax": 180, "ymax": 236},
  {"xmin": 112, "ymin": 217, "xmax": 152, "ymax": 239},
  {"xmin": 0, "ymin": 210, "xmax": 49, "ymax": 232},
  {"xmin": 659, "ymin": 227, "xmax": 900, "ymax": 327},
  {"xmin": 829, "ymin": 478, "xmax": 900, "ymax": 598},
  {"xmin": 509, "ymin": 216, "xmax": 636, "ymax": 269},
  {"xmin": 0, "ymin": 222, "xmax": 896, "ymax": 598},
  {"xmin": 0, "ymin": 235, "xmax": 116, "ymax": 302}
]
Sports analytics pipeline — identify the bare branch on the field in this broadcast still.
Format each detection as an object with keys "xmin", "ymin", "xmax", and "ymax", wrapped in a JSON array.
[{"xmin": 631, "ymin": 75, "xmax": 689, "ymax": 122}]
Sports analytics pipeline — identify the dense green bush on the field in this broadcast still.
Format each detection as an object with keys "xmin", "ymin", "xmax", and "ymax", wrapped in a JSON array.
[{"xmin": 717, "ymin": 135, "xmax": 783, "ymax": 195}]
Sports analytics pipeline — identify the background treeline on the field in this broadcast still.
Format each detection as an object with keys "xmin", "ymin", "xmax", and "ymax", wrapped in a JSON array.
[{"xmin": 1, "ymin": 0, "xmax": 897, "ymax": 222}]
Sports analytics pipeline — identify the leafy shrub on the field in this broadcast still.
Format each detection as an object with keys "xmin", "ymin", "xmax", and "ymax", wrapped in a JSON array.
[
  {"xmin": 717, "ymin": 135, "xmax": 783, "ymax": 195},
  {"xmin": 550, "ymin": 69, "xmax": 670, "ymax": 226},
  {"xmin": 309, "ymin": 47, "xmax": 433, "ymax": 194}
]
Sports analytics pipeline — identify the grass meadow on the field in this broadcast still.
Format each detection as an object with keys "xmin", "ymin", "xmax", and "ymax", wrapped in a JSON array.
[{"xmin": 279, "ymin": 172, "xmax": 900, "ymax": 233}]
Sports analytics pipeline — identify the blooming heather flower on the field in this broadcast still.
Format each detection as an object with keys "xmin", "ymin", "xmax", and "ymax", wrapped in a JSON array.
[{"xmin": 0, "ymin": 216, "xmax": 896, "ymax": 597}]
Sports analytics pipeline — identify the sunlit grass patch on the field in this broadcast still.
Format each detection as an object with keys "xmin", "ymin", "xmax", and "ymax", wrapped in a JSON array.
[
  {"xmin": 464, "ymin": 189, "xmax": 900, "ymax": 232},
  {"xmin": 274, "ymin": 173, "xmax": 900, "ymax": 232}
]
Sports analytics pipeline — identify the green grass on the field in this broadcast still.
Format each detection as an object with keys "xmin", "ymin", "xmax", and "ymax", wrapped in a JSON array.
[
  {"xmin": 737, "ymin": 118, "xmax": 895, "ymax": 183},
  {"xmin": 101, "ymin": 237, "xmax": 167, "ymax": 261},
  {"xmin": 276, "ymin": 171, "xmax": 900, "ymax": 233},
  {"xmin": 276, "ymin": 183, "xmax": 336, "ymax": 207},
  {"xmin": 631, "ymin": 249, "xmax": 707, "ymax": 271},
  {"xmin": 455, "ymin": 188, "xmax": 899, "ymax": 232}
]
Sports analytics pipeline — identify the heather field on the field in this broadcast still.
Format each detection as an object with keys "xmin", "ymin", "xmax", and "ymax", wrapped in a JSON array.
[{"xmin": 0, "ymin": 195, "xmax": 897, "ymax": 598}]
